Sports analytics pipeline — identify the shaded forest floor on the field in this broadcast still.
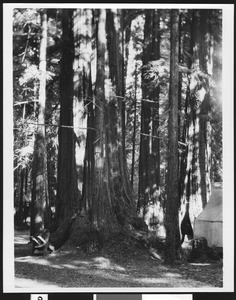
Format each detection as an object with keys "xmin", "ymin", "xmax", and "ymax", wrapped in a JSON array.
[{"xmin": 15, "ymin": 230, "xmax": 223, "ymax": 289}]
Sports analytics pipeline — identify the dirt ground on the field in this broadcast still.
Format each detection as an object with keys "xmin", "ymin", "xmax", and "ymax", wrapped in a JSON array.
[{"xmin": 14, "ymin": 230, "xmax": 223, "ymax": 289}]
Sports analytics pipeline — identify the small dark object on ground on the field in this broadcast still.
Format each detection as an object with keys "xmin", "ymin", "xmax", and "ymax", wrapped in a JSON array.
[
  {"xmin": 189, "ymin": 237, "xmax": 222, "ymax": 262},
  {"xmin": 30, "ymin": 229, "xmax": 54, "ymax": 255}
]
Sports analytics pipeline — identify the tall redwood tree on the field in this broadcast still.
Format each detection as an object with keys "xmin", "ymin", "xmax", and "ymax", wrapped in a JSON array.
[
  {"xmin": 31, "ymin": 9, "xmax": 50, "ymax": 236},
  {"xmin": 165, "ymin": 9, "xmax": 181, "ymax": 264}
]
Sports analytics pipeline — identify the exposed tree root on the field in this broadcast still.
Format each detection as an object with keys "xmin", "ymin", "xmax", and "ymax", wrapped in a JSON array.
[{"xmin": 49, "ymin": 216, "xmax": 76, "ymax": 250}]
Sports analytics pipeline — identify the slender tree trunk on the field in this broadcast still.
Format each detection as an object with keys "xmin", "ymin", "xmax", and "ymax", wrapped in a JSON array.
[
  {"xmin": 16, "ymin": 167, "xmax": 25, "ymax": 227},
  {"xmin": 130, "ymin": 64, "xmax": 138, "ymax": 190},
  {"xmin": 31, "ymin": 9, "xmax": 50, "ymax": 236},
  {"xmin": 150, "ymin": 10, "xmax": 161, "ymax": 227},
  {"xmin": 25, "ymin": 167, "xmax": 28, "ymax": 195},
  {"xmin": 165, "ymin": 9, "xmax": 181, "ymax": 265}
]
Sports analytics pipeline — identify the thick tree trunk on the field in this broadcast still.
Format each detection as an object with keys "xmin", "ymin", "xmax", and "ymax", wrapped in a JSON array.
[
  {"xmin": 138, "ymin": 10, "xmax": 162, "ymax": 230},
  {"xmin": 52, "ymin": 8, "xmax": 149, "ymax": 253},
  {"xmin": 66, "ymin": 9, "xmax": 147, "ymax": 251},
  {"xmin": 81, "ymin": 70, "xmax": 95, "ymax": 211},
  {"xmin": 81, "ymin": 10, "xmax": 97, "ymax": 212},
  {"xmin": 165, "ymin": 9, "xmax": 181, "ymax": 265},
  {"xmin": 179, "ymin": 11, "xmax": 203, "ymax": 231},
  {"xmin": 138, "ymin": 10, "xmax": 152, "ymax": 215},
  {"xmin": 30, "ymin": 9, "xmax": 50, "ymax": 236},
  {"xmin": 111, "ymin": 9, "xmax": 134, "ymax": 208},
  {"xmin": 179, "ymin": 10, "xmax": 214, "ymax": 240},
  {"xmin": 73, "ymin": 9, "xmax": 94, "ymax": 197},
  {"xmin": 50, "ymin": 9, "xmax": 80, "ymax": 249},
  {"xmin": 179, "ymin": 11, "xmax": 201, "ymax": 235},
  {"xmin": 87, "ymin": 9, "xmax": 118, "ymax": 236},
  {"xmin": 198, "ymin": 9, "xmax": 212, "ymax": 207},
  {"xmin": 179, "ymin": 10, "xmax": 195, "ymax": 204}
]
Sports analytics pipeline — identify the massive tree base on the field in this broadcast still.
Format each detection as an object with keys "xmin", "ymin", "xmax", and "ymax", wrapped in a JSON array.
[
  {"xmin": 49, "ymin": 216, "xmax": 77, "ymax": 250},
  {"xmin": 49, "ymin": 211, "xmax": 157, "ymax": 256}
]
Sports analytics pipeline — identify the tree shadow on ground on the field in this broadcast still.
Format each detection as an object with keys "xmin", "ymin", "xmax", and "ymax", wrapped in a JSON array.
[{"xmin": 14, "ymin": 230, "xmax": 223, "ymax": 288}]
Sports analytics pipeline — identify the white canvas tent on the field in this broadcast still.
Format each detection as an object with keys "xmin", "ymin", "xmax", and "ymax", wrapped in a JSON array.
[{"xmin": 194, "ymin": 182, "xmax": 223, "ymax": 248}]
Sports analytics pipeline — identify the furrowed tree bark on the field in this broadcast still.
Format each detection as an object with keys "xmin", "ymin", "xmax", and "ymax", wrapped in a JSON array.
[
  {"xmin": 178, "ymin": 10, "xmax": 198, "ymax": 237},
  {"xmin": 50, "ymin": 9, "xmax": 80, "ymax": 249},
  {"xmin": 138, "ymin": 10, "xmax": 152, "ymax": 216},
  {"xmin": 149, "ymin": 10, "xmax": 161, "ymax": 229},
  {"xmin": 138, "ymin": 10, "xmax": 162, "ymax": 230},
  {"xmin": 165, "ymin": 9, "xmax": 181, "ymax": 265},
  {"xmin": 91, "ymin": 8, "xmax": 116, "ymax": 236},
  {"xmin": 110, "ymin": 8, "xmax": 134, "ymax": 208},
  {"xmin": 198, "ymin": 9, "xmax": 213, "ymax": 208},
  {"xmin": 31, "ymin": 9, "xmax": 50, "ymax": 236},
  {"xmin": 130, "ymin": 63, "xmax": 138, "ymax": 190},
  {"xmin": 179, "ymin": 10, "xmax": 206, "ymax": 231},
  {"xmin": 73, "ymin": 9, "xmax": 93, "ymax": 211}
]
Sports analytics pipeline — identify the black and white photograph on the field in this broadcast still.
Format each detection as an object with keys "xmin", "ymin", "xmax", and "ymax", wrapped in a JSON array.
[{"xmin": 3, "ymin": 2, "xmax": 234, "ymax": 293}]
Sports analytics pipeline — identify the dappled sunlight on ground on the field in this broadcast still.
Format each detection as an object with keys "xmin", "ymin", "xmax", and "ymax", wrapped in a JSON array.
[
  {"xmin": 190, "ymin": 263, "xmax": 211, "ymax": 266},
  {"xmin": 92, "ymin": 257, "xmax": 126, "ymax": 271},
  {"xmin": 164, "ymin": 272, "xmax": 182, "ymax": 278},
  {"xmin": 133, "ymin": 277, "xmax": 169, "ymax": 285},
  {"xmin": 61, "ymin": 264, "xmax": 78, "ymax": 270},
  {"xmin": 15, "ymin": 277, "xmax": 61, "ymax": 289},
  {"xmin": 14, "ymin": 230, "xmax": 223, "ymax": 288},
  {"xmin": 15, "ymin": 256, "xmax": 64, "ymax": 269}
]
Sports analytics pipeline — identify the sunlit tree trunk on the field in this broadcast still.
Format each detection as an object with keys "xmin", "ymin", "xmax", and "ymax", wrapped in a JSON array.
[
  {"xmin": 130, "ymin": 63, "xmax": 138, "ymax": 190},
  {"xmin": 180, "ymin": 10, "xmax": 215, "ymax": 240},
  {"xmin": 77, "ymin": 10, "xmax": 96, "ymax": 211},
  {"xmin": 73, "ymin": 9, "xmax": 93, "ymax": 205},
  {"xmin": 180, "ymin": 11, "xmax": 201, "ymax": 227},
  {"xmin": 109, "ymin": 8, "xmax": 133, "ymax": 206},
  {"xmin": 31, "ymin": 9, "xmax": 50, "ymax": 236},
  {"xmin": 179, "ymin": 10, "xmax": 199, "ymax": 238},
  {"xmin": 198, "ymin": 9, "xmax": 213, "ymax": 207},
  {"xmin": 66, "ymin": 9, "xmax": 147, "ymax": 250}
]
